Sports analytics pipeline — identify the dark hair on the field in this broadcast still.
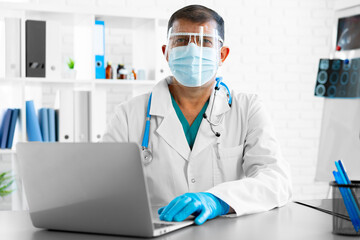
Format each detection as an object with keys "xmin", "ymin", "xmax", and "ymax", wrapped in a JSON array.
[{"xmin": 168, "ymin": 5, "xmax": 225, "ymax": 42}]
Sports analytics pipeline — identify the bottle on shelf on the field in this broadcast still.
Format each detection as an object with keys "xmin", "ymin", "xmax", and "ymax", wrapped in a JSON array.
[
  {"xmin": 129, "ymin": 71, "xmax": 134, "ymax": 80},
  {"xmin": 132, "ymin": 69, "xmax": 137, "ymax": 80},
  {"xmin": 105, "ymin": 62, "xmax": 113, "ymax": 79},
  {"xmin": 116, "ymin": 64, "xmax": 124, "ymax": 79},
  {"xmin": 119, "ymin": 67, "xmax": 128, "ymax": 80},
  {"xmin": 137, "ymin": 69, "xmax": 146, "ymax": 80}
]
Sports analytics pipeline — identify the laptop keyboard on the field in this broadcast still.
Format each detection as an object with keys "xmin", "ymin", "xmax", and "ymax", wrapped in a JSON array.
[{"xmin": 154, "ymin": 223, "xmax": 174, "ymax": 229}]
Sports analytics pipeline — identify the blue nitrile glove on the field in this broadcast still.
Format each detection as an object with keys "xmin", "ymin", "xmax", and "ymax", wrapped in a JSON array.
[{"xmin": 158, "ymin": 192, "xmax": 230, "ymax": 225}]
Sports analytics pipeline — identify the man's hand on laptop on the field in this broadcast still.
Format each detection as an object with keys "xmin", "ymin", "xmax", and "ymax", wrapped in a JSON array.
[{"xmin": 158, "ymin": 192, "xmax": 230, "ymax": 225}]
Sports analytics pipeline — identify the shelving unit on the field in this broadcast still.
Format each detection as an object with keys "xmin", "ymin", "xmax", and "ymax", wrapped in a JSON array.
[
  {"xmin": 0, "ymin": 1, "xmax": 170, "ymax": 210},
  {"xmin": 0, "ymin": 2, "xmax": 168, "ymax": 141}
]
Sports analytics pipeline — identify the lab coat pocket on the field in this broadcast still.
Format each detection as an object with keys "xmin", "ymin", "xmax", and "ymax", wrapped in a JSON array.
[{"xmin": 217, "ymin": 144, "xmax": 244, "ymax": 182}]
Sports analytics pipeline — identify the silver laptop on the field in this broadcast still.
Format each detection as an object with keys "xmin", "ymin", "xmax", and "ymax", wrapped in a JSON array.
[{"xmin": 16, "ymin": 142, "xmax": 193, "ymax": 237}]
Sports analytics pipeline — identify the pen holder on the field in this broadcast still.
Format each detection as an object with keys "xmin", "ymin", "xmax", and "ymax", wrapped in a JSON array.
[{"xmin": 331, "ymin": 181, "xmax": 360, "ymax": 236}]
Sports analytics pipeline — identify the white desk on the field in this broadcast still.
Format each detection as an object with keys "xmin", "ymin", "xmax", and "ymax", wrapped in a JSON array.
[{"xmin": 0, "ymin": 202, "xmax": 357, "ymax": 239}]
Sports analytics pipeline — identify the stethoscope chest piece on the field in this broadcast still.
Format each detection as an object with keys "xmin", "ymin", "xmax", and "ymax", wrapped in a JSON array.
[{"xmin": 142, "ymin": 148, "xmax": 153, "ymax": 165}]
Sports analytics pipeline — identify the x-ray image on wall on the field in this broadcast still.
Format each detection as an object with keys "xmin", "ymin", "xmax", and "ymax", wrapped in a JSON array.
[
  {"xmin": 315, "ymin": 58, "xmax": 360, "ymax": 98},
  {"xmin": 337, "ymin": 14, "xmax": 360, "ymax": 51}
]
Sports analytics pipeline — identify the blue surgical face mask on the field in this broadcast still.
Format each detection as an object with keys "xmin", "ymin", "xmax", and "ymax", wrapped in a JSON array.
[{"xmin": 168, "ymin": 43, "xmax": 219, "ymax": 87}]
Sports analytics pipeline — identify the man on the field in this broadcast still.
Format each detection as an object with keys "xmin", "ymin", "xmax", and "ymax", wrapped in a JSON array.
[{"xmin": 103, "ymin": 5, "xmax": 292, "ymax": 225}]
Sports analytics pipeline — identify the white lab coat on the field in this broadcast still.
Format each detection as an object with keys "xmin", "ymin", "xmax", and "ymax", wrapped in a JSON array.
[{"xmin": 102, "ymin": 77, "xmax": 292, "ymax": 216}]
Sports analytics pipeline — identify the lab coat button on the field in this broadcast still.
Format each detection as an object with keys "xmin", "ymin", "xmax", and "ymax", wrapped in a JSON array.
[{"xmin": 191, "ymin": 178, "xmax": 196, "ymax": 183}]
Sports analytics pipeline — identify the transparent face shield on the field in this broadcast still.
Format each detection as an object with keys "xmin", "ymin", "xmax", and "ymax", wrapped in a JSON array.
[{"xmin": 164, "ymin": 26, "xmax": 223, "ymax": 87}]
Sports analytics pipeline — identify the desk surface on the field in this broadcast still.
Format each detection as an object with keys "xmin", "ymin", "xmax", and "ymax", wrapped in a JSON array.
[{"xmin": 0, "ymin": 202, "xmax": 357, "ymax": 240}]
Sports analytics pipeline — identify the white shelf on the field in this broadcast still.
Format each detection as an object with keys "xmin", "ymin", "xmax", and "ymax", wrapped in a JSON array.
[
  {"xmin": 0, "ymin": 77, "xmax": 92, "ymax": 85},
  {"xmin": 24, "ymin": 78, "xmax": 92, "ymax": 83},
  {"xmin": 0, "ymin": 149, "xmax": 16, "ymax": 155},
  {"xmin": 94, "ymin": 79, "xmax": 157, "ymax": 86},
  {"xmin": 0, "ymin": 77, "xmax": 157, "ymax": 86}
]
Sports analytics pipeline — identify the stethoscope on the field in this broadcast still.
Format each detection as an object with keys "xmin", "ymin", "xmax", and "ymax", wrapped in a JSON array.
[{"xmin": 141, "ymin": 77, "xmax": 232, "ymax": 165}]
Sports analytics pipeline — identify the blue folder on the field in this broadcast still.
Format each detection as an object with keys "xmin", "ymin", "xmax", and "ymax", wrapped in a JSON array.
[
  {"xmin": 48, "ymin": 108, "xmax": 56, "ymax": 142},
  {"xmin": 0, "ymin": 110, "xmax": 7, "ymax": 147},
  {"xmin": 26, "ymin": 100, "xmax": 43, "ymax": 142},
  {"xmin": 6, "ymin": 108, "xmax": 19, "ymax": 149},
  {"xmin": 39, "ymin": 108, "xmax": 49, "ymax": 142},
  {"xmin": 95, "ymin": 20, "xmax": 105, "ymax": 79},
  {"xmin": 0, "ymin": 109, "xmax": 13, "ymax": 149}
]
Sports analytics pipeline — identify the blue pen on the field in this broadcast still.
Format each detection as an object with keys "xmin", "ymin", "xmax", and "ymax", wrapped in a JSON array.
[
  {"xmin": 333, "ymin": 171, "xmax": 359, "ymax": 232},
  {"xmin": 336, "ymin": 161, "xmax": 360, "ymax": 227},
  {"xmin": 335, "ymin": 161, "xmax": 360, "ymax": 217},
  {"xmin": 333, "ymin": 171, "xmax": 359, "ymax": 231},
  {"xmin": 334, "ymin": 167, "xmax": 360, "ymax": 231},
  {"xmin": 338, "ymin": 160, "xmax": 351, "ymax": 184},
  {"xmin": 338, "ymin": 160, "xmax": 360, "ymax": 208}
]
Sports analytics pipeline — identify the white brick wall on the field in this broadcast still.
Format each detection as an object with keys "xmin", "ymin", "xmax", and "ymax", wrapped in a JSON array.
[
  {"xmin": 20, "ymin": 0, "xmax": 341, "ymax": 200},
  {"xmin": 105, "ymin": 28, "xmax": 133, "ymax": 68}
]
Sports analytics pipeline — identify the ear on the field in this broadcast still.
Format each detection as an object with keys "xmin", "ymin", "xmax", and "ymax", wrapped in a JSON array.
[
  {"xmin": 162, "ymin": 45, "xmax": 168, "ymax": 61},
  {"xmin": 219, "ymin": 46, "xmax": 230, "ymax": 66}
]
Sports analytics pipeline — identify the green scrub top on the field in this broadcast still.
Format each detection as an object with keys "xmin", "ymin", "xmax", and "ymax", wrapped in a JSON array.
[{"xmin": 170, "ymin": 94, "xmax": 209, "ymax": 150}]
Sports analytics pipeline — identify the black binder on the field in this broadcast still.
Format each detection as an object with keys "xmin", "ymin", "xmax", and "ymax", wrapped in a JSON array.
[{"xmin": 26, "ymin": 20, "xmax": 46, "ymax": 77}]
